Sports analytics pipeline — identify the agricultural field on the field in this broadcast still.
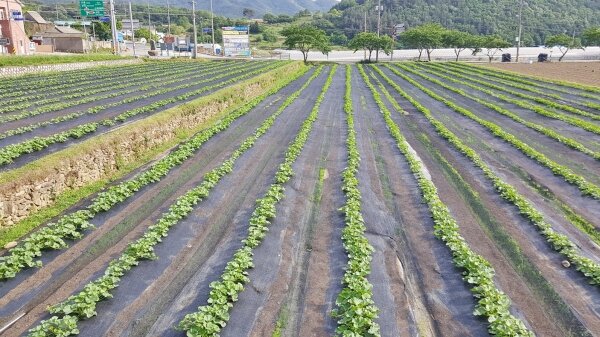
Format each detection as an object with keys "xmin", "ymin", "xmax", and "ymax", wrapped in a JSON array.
[{"xmin": 0, "ymin": 60, "xmax": 599, "ymax": 337}]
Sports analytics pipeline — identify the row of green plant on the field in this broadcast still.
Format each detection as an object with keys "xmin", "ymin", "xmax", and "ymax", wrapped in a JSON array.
[
  {"xmin": 372, "ymin": 65, "xmax": 600, "ymax": 287},
  {"xmin": 0, "ymin": 60, "xmax": 154, "ymax": 95},
  {"xmin": 0, "ymin": 62, "xmax": 305, "ymax": 281},
  {"xmin": 0, "ymin": 62, "xmax": 241, "ymax": 140},
  {"xmin": 359, "ymin": 64, "xmax": 534, "ymax": 336},
  {"xmin": 0, "ymin": 60, "xmax": 244, "ymax": 124},
  {"xmin": 26, "ymin": 64, "xmax": 325, "ymax": 337},
  {"xmin": 0, "ymin": 62, "xmax": 212, "ymax": 114},
  {"xmin": 407, "ymin": 63, "xmax": 600, "ymax": 161},
  {"xmin": 0, "ymin": 61, "xmax": 189, "ymax": 104},
  {"xmin": 331, "ymin": 64, "xmax": 380, "ymax": 336},
  {"xmin": 436, "ymin": 63, "xmax": 600, "ymax": 111},
  {"xmin": 178, "ymin": 65, "xmax": 336, "ymax": 337},
  {"xmin": 0, "ymin": 62, "xmax": 279, "ymax": 167},
  {"xmin": 387, "ymin": 64, "xmax": 600, "ymax": 200},
  {"xmin": 422, "ymin": 65, "xmax": 600, "ymax": 126},
  {"xmin": 455, "ymin": 63, "xmax": 600, "ymax": 96},
  {"xmin": 433, "ymin": 65, "xmax": 600, "ymax": 136},
  {"xmin": 0, "ymin": 62, "xmax": 155, "ymax": 106},
  {"xmin": 431, "ymin": 63, "xmax": 600, "ymax": 121}
]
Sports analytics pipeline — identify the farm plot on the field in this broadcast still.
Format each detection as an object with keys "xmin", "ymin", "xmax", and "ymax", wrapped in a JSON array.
[
  {"xmin": 0, "ymin": 60, "xmax": 282, "ymax": 170},
  {"xmin": 0, "ymin": 61, "xmax": 599, "ymax": 337}
]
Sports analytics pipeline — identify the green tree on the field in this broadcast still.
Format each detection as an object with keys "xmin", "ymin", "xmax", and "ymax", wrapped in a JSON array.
[
  {"xmin": 135, "ymin": 28, "xmax": 155, "ymax": 41},
  {"xmin": 262, "ymin": 30, "xmax": 277, "ymax": 43},
  {"xmin": 348, "ymin": 32, "xmax": 392, "ymax": 62},
  {"xmin": 443, "ymin": 29, "xmax": 476, "ymax": 61},
  {"xmin": 582, "ymin": 26, "xmax": 600, "ymax": 47},
  {"xmin": 281, "ymin": 25, "xmax": 331, "ymax": 63},
  {"xmin": 545, "ymin": 33, "xmax": 583, "ymax": 61},
  {"xmin": 479, "ymin": 35, "xmax": 511, "ymax": 62},
  {"xmin": 400, "ymin": 23, "xmax": 445, "ymax": 61}
]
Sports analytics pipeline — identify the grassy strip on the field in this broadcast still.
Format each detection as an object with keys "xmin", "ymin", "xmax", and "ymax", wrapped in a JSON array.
[
  {"xmin": 359, "ymin": 63, "xmax": 533, "ymax": 336},
  {"xmin": 387, "ymin": 64, "xmax": 600, "ymax": 199},
  {"xmin": 464, "ymin": 63, "xmax": 600, "ymax": 96},
  {"xmin": 331, "ymin": 64, "xmax": 380, "ymax": 336},
  {"xmin": 0, "ymin": 62, "xmax": 307, "ymax": 279},
  {"xmin": 428, "ymin": 63, "xmax": 600, "ymax": 121},
  {"xmin": 26, "ymin": 64, "xmax": 325, "ymax": 337},
  {"xmin": 0, "ymin": 54, "xmax": 131, "ymax": 67},
  {"xmin": 407, "ymin": 63, "xmax": 600, "ymax": 161},
  {"xmin": 0, "ymin": 61, "xmax": 277, "ymax": 166},
  {"xmin": 178, "ymin": 65, "xmax": 337, "ymax": 337},
  {"xmin": 373, "ymin": 64, "xmax": 600, "ymax": 287},
  {"xmin": 438, "ymin": 63, "xmax": 600, "ymax": 111}
]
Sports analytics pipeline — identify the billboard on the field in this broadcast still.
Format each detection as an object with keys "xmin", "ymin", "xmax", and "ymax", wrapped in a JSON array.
[{"xmin": 222, "ymin": 26, "xmax": 250, "ymax": 57}]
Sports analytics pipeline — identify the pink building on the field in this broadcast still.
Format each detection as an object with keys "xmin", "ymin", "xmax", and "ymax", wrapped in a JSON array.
[{"xmin": 0, "ymin": 0, "xmax": 30, "ymax": 54}]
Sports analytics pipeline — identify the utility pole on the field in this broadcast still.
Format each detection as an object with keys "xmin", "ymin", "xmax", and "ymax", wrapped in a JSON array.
[
  {"xmin": 129, "ymin": 1, "xmax": 136, "ymax": 56},
  {"xmin": 109, "ymin": 0, "xmax": 119, "ymax": 54},
  {"xmin": 147, "ymin": 0, "xmax": 151, "ymax": 31},
  {"xmin": 191, "ymin": 0, "xmax": 197, "ymax": 59},
  {"xmin": 210, "ymin": 0, "xmax": 215, "ymax": 55},
  {"xmin": 376, "ymin": 0, "xmax": 382, "ymax": 62},
  {"xmin": 363, "ymin": 10, "xmax": 367, "ymax": 60},
  {"xmin": 516, "ymin": 0, "xmax": 524, "ymax": 62},
  {"xmin": 167, "ymin": 0, "xmax": 171, "ymax": 35}
]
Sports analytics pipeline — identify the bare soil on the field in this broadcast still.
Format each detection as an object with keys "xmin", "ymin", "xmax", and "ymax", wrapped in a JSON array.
[{"xmin": 482, "ymin": 62, "xmax": 600, "ymax": 87}]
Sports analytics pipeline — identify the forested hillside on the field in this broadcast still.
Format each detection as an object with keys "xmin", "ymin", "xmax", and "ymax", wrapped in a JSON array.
[{"xmin": 323, "ymin": 0, "xmax": 600, "ymax": 45}]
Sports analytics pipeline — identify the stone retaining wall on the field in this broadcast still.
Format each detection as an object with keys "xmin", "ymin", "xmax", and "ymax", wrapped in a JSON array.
[
  {"xmin": 0, "ymin": 70, "xmax": 280, "ymax": 227},
  {"xmin": 0, "ymin": 58, "xmax": 142, "ymax": 77}
]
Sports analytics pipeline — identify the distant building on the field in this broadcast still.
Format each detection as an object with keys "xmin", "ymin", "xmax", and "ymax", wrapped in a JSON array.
[
  {"xmin": 0, "ymin": 0, "xmax": 31, "ymax": 54},
  {"xmin": 34, "ymin": 26, "xmax": 88, "ymax": 53}
]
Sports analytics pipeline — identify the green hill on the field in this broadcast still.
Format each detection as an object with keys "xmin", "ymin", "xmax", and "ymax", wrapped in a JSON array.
[{"xmin": 324, "ymin": 0, "xmax": 600, "ymax": 45}]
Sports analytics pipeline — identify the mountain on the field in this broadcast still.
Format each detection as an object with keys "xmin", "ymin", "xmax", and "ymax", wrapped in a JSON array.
[
  {"xmin": 325, "ymin": 0, "xmax": 600, "ymax": 45},
  {"xmin": 144, "ymin": 0, "xmax": 339, "ymax": 16}
]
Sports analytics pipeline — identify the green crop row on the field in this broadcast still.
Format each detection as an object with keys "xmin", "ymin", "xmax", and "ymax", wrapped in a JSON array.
[
  {"xmin": 387, "ymin": 64, "xmax": 600, "ymax": 199},
  {"xmin": 331, "ymin": 64, "xmax": 380, "ymax": 337},
  {"xmin": 373, "ymin": 65, "xmax": 600, "ymax": 288},
  {"xmin": 0, "ymin": 62, "xmax": 243, "ymax": 140},
  {"xmin": 0, "ymin": 62, "xmax": 279, "ymax": 167},
  {"xmin": 178, "ymin": 65, "xmax": 336, "ymax": 337},
  {"xmin": 0, "ymin": 63, "xmax": 307, "ymax": 281},
  {"xmin": 26, "ymin": 64, "xmax": 324, "ymax": 337},
  {"xmin": 427, "ymin": 63, "xmax": 600, "ymax": 121},
  {"xmin": 407, "ymin": 63, "xmax": 600, "ymax": 161},
  {"xmin": 0, "ymin": 61, "xmax": 154, "ymax": 94},
  {"xmin": 441, "ymin": 63, "xmax": 600, "ymax": 111},
  {"xmin": 453, "ymin": 63, "xmax": 600, "ymax": 97},
  {"xmin": 361, "ymin": 64, "xmax": 534, "ymax": 337},
  {"xmin": 0, "ymin": 62, "xmax": 211, "ymax": 114},
  {"xmin": 0, "ymin": 60, "xmax": 243, "ymax": 124}
]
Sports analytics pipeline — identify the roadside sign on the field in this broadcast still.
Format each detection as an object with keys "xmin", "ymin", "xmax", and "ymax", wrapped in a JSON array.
[
  {"xmin": 79, "ymin": 0, "xmax": 105, "ymax": 17},
  {"xmin": 122, "ymin": 19, "xmax": 140, "ymax": 29},
  {"xmin": 0, "ymin": 37, "xmax": 10, "ymax": 46}
]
